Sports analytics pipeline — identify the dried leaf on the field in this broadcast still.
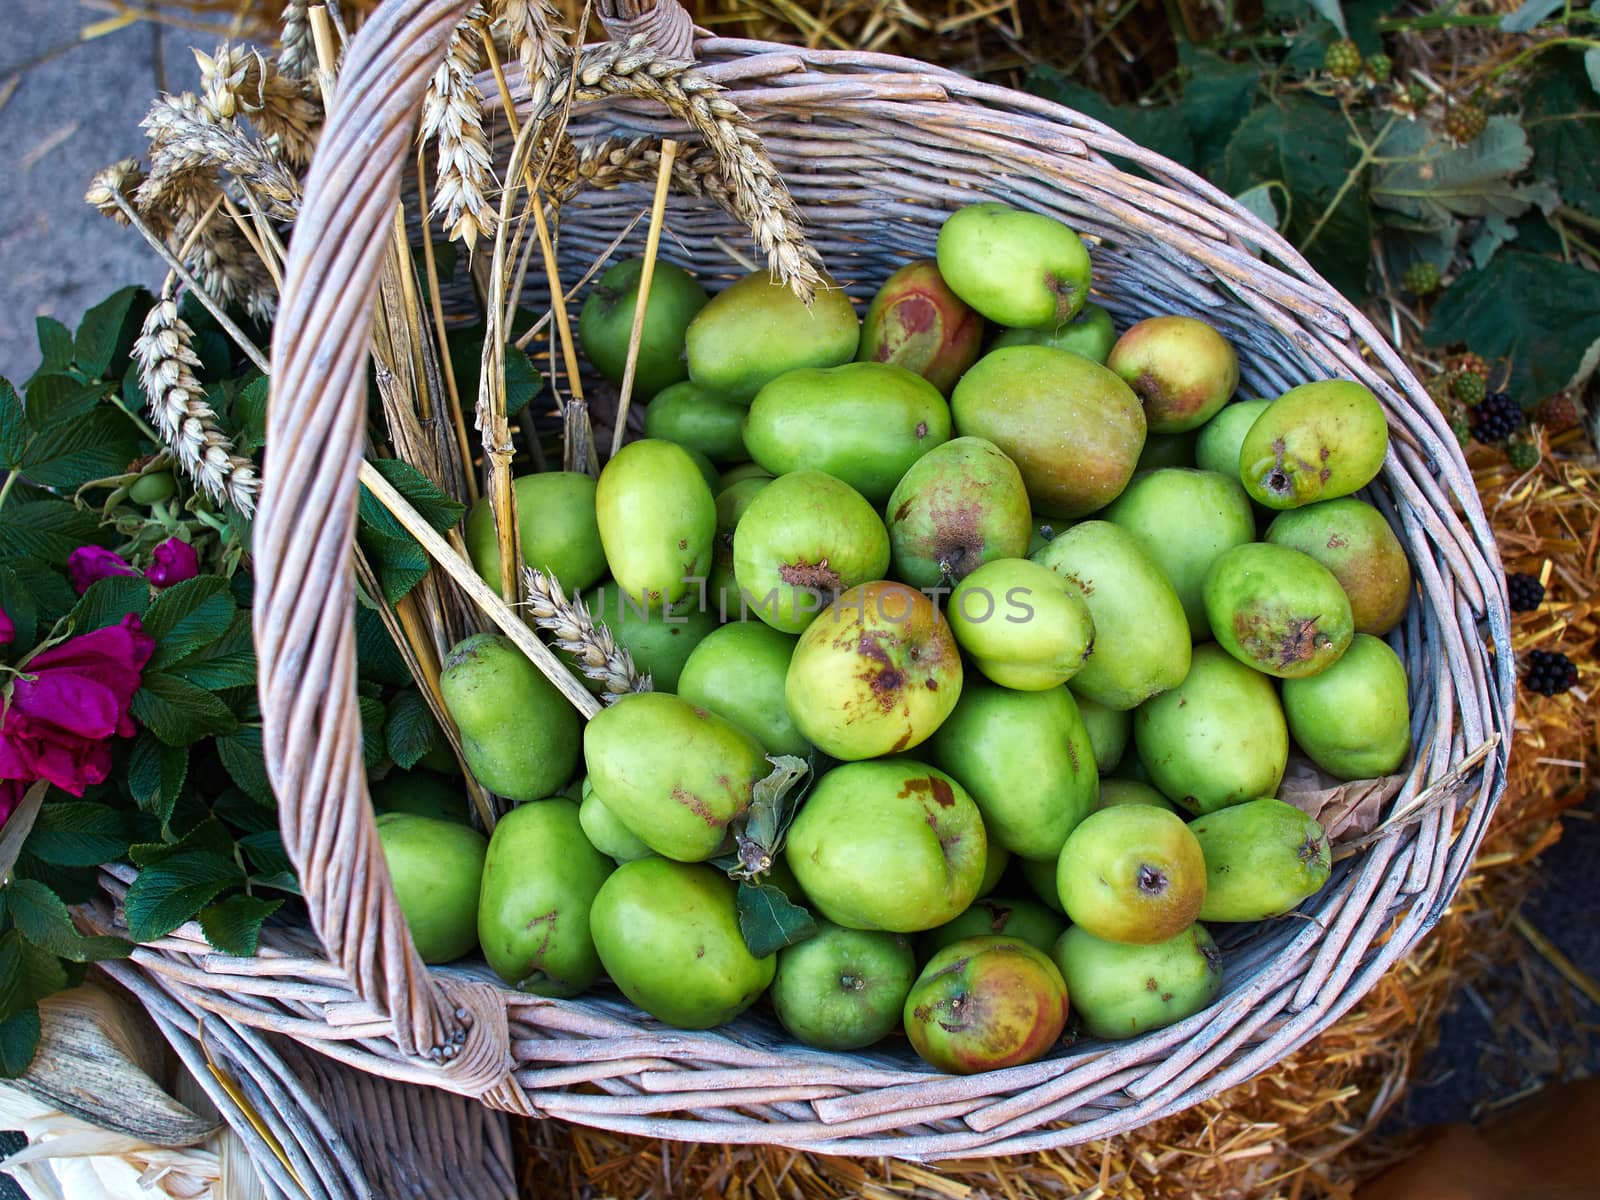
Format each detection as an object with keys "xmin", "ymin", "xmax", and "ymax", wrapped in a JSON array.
[{"xmin": 1276, "ymin": 753, "xmax": 1405, "ymax": 842}]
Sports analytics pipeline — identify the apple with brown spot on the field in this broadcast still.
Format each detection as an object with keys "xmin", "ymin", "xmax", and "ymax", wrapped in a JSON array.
[
  {"xmin": 857, "ymin": 259, "xmax": 985, "ymax": 396},
  {"xmin": 784, "ymin": 581, "xmax": 963, "ymax": 760},
  {"xmin": 903, "ymin": 935, "xmax": 1070, "ymax": 1074}
]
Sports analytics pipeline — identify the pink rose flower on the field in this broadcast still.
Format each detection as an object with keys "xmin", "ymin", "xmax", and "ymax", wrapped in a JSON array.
[
  {"xmin": 67, "ymin": 545, "xmax": 137, "ymax": 595},
  {"xmin": 147, "ymin": 538, "xmax": 199, "ymax": 589},
  {"xmin": 0, "ymin": 605, "xmax": 12, "ymax": 647},
  {"xmin": 0, "ymin": 778, "xmax": 22, "ymax": 828},
  {"xmin": 0, "ymin": 614, "xmax": 156, "ymax": 797}
]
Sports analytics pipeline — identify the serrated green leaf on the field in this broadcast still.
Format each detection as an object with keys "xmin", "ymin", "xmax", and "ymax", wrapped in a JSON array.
[
  {"xmin": 199, "ymin": 894, "xmax": 282, "ymax": 957},
  {"xmin": 130, "ymin": 816, "xmax": 236, "ymax": 868},
  {"xmin": 0, "ymin": 565, "xmax": 39, "ymax": 649},
  {"xmin": 0, "ymin": 378, "xmax": 26, "ymax": 467},
  {"xmin": 1221, "ymin": 95, "xmax": 1372, "ymax": 300},
  {"xmin": 359, "ymin": 695, "xmax": 387, "ymax": 769},
  {"xmin": 1525, "ymin": 50, "xmax": 1600, "ymax": 218},
  {"xmin": 355, "ymin": 605, "xmax": 410, "ymax": 685},
  {"xmin": 123, "ymin": 851, "xmax": 244, "ymax": 942},
  {"xmin": 0, "ymin": 557, "xmax": 75, "ymax": 627},
  {"xmin": 384, "ymin": 689, "xmax": 438, "ymax": 770},
  {"xmin": 24, "ymin": 374, "xmax": 109, "ymax": 428},
  {"xmin": 144, "ymin": 576, "xmax": 236, "ymax": 669},
  {"xmin": 1024, "ymin": 67, "xmax": 1195, "ymax": 170},
  {"xmin": 9, "ymin": 852, "xmax": 100, "ymax": 905},
  {"xmin": 238, "ymin": 830, "xmax": 293, "ymax": 882},
  {"xmin": 0, "ymin": 1007, "xmax": 41, "ymax": 1078},
  {"xmin": 736, "ymin": 881, "xmax": 816, "ymax": 958},
  {"xmin": 4, "ymin": 880, "xmax": 131, "ymax": 961},
  {"xmin": 69, "ymin": 574, "xmax": 150, "ymax": 635},
  {"xmin": 1178, "ymin": 48, "xmax": 1261, "ymax": 173},
  {"xmin": 13, "ymin": 407, "xmax": 142, "ymax": 490},
  {"xmin": 0, "ymin": 498, "xmax": 108, "ymax": 566},
  {"xmin": 128, "ymin": 734, "xmax": 189, "ymax": 824},
  {"xmin": 35, "ymin": 317, "xmax": 74, "ymax": 376},
  {"xmin": 1425, "ymin": 249, "xmax": 1600, "ymax": 405},
  {"xmin": 357, "ymin": 527, "xmax": 432, "ymax": 604},
  {"xmin": 505, "ymin": 345, "xmax": 542, "ymax": 418},
  {"xmin": 132, "ymin": 672, "xmax": 240, "ymax": 745},
  {"xmin": 1372, "ymin": 117, "xmax": 1538, "ymax": 227},
  {"xmin": 74, "ymin": 287, "xmax": 144, "ymax": 380},
  {"xmin": 0, "ymin": 932, "xmax": 69, "ymax": 1023},
  {"xmin": 217, "ymin": 727, "xmax": 273, "ymax": 804},
  {"xmin": 233, "ymin": 375, "xmax": 269, "ymax": 452},
  {"xmin": 366, "ymin": 459, "xmax": 466, "ymax": 533},
  {"xmin": 23, "ymin": 802, "xmax": 132, "ymax": 866},
  {"xmin": 166, "ymin": 610, "xmax": 255, "ymax": 690}
]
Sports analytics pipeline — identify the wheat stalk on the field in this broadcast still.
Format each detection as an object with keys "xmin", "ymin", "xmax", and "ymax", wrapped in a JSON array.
[
  {"xmin": 422, "ymin": 4, "xmax": 500, "ymax": 251},
  {"xmin": 278, "ymin": 0, "xmax": 316, "ymax": 80},
  {"xmin": 533, "ymin": 36, "xmax": 824, "ymax": 301},
  {"xmin": 196, "ymin": 44, "xmax": 322, "ymax": 165},
  {"xmin": 85, "ymin": 160, "xmax": 148, "ymax": 226},
  {"xmin": 133, "ymin": 291, "xmax": 261, "ymax": 515},
  {"xmin": 138, "ymin": 92, "xmax": 302, "ymax": 221},
  {"xmin": 521, "ymin": 567, "xmax": 649, "ymax": 703},
  {"xmin": 490, "ymin": 0, "xmax": 569, "ymax": 114}
]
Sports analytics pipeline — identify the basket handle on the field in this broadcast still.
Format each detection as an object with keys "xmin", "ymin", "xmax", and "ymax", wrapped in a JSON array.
[
  {"xmin": 255, "ymin": 0, "xmax": 510, "ymax": 1093},
  {"xmin": 596, "ymin": 0, "xmax": 697, "ymax": 58}
]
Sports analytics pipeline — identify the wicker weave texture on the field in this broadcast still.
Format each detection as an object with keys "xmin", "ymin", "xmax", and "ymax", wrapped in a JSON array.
[{"xmin": 120, "ymin": 0, "xmax": 1516, "ymax": 1158}]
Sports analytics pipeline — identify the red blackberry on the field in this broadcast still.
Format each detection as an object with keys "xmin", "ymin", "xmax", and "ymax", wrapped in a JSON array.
[
  {"xmin": 1446, "ymin": 351, "xmax": 1489, "ymax": 380},
  {"xmin": 1445, "ymin": 102, "xmax": 1487, "ymax": 144},
  {"xmin": 1470, "ymin": 391, "xmax": 1523, "ymax": 443},
  {"xmin": 1538, "ymin": 392, "xmax": 1583, "ymax": 434},
  {"xmin": 1523, "ymin": 649, "xmax": 1578, "ymax": 696},
  {"xmin": 1325, "ymin": 40, "xmax": 1363, "ymax": 79},
  {"xmin": 1507, "ymin": 572, "xmax": 1545, "ymax": 612}
]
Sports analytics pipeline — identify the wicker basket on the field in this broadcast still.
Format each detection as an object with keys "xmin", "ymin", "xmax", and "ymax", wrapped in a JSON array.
[{"xmin": 96, "ymin": 0, "xmax": 1514, "ymax": 1158}]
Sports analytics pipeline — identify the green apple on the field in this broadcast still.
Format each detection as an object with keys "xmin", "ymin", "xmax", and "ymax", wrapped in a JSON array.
[
  {"xmin": 677, "ymin": 621, "xmax": 807, "ymax": 757},
  {"xmin": 918, "ymin": 896, "xmax": 1067, "ymax": 961},
  {"xmin": 578, "ymin": 257, "xmax": 708, "ymax": 400},
  {"xmin": 1056, "ymin": 805, "xmax": 1206, "ymax": 945},
  {"xmin": 463, "ymin": 472, "xmax": 607, "ymax": 596},
  {"xmin": 375, "ymin": 813, "xmax": 487, "ymax": 964},
  {"xmin": 785, "ymin": 760, "xmax": 987, "ymax": 932},
  {"xmin": 903, "ymin": 935, "xmax": 1070, "ymax": 1073},
  {"xmin": 770, "ymin": 921, "xmax": 917, "ymax": 1051},
  {"xmin": 785, "ymin": 582, "xmax": 962, "ymax": 760},
  {"xmin": 947, "ymin": 557, "xmax": 1094, "ymax": 690}
]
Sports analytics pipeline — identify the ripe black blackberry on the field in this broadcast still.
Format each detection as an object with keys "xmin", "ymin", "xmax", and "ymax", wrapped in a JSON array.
[
  {"xmin": 1507, "ymin": 572, "xmax": 1544, "ymax": 612},
  {"xmin": 1470, "ymin": 391, "xmax": 1523, "ymax": 443},
  {"xmin": 1523, "ymin": 649, "xmax": 1578, "ymax": 696}
]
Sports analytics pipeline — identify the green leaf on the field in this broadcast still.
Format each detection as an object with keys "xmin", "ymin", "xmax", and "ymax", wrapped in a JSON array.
[
  {"xmin": 25, "ymin": 374, "xmax": 109, "ymax": 427},
  {"xmin": 199, "ymin": 894, "xmax": 282, "ymax": 957},
  {"xmin": 131, "ymin": 672, "xmax": 241, "ymax": 746},
  {"xmin": 5, "ymin": 879, "xmax": 131, "ymax": 961},
  {"xmin": 74, "ymin": 287, "xmax": 144, "ymax": 380},
  {"xmin": 355, "ymin": 605, "xmax": 411, "ymax": 685},
  {"xmin": 131, "ymin": 816, "xmax": 236, "ymax": 867},
  {"xmin": 504, "ymin": 345, "xmax": 542, "ymax": 418},
  {"xmin": 359, "ymin": 695, "xmax": 387, "ymax": 769},
  {"xmin": 736, "ymin": 881, "xmax": 816, "ymax": 958},
  {"xmin": 1178, "ymin": 48, "xmax": 1261, "ymax": 173},
  {"xmin": 0, "ymin": 1007, "xmax": 41, "ymax": 1078},
  {"xmin": 1221, "ymin": 95, "xmax": 1372, "ymax": 300},
  {"xmin": 128, "ymin": 734, "xmax": 189, "ymax": 824},
  {"xmin": 0, "ymin": 565, "xmax": 40, "ymax": 649},
  {"xmin": 1525, "ymin": 50, "xmax": 1600, "ymax": 218},
  {"xmin": 1305, "ymin": 0, "xmax": 1348, "ymax": 38},
  {"xmin": 1424, "ymin": 249, "xmax": 1600, "ymax": 405},
  {"xmin": 0, "ymin": 378, "xmax": 26, "ymax": 467},
  {"xmin": 168, "ymin": 610, "xmax": 256, "ymax": 690},
  {"xmin": 367, "ymin": 459, "xmax": 467, "ymax": 533},
  {"xmin": 23, "ymin": 802, "xmax": 132, "ymax": 866},
  {"xmin": 0, "ymin": 557, "xmax": 75, "ymax": 623},
  {"xmin": 145, "ymin": 576, "xmax": 236, "ymax": 667},
  {"xmin": 0, "ymin": 932, "xmax": 68, "ymax": 1022},
  {"xmin": 1500, "ymin": 0, "xmax": 1562, "ymax": 32},
  {"xmin": 1587, "ymin": 47, "xmax": 1600, "ymax": 96},
  {"xmin": 357, "ymin": 527, "xmax": 432, "ymax": 604},
  {"xmin": 0, "ymin": 497, "xmax": 107, "ymax": 566},
  {"xmin": 233, "ymin": 375, "xmax": 269, "ymax": 452},
  {"xmin": 217, "ymin": 727, "xmax": 273, "ymax": 804},
  {"xmin": 69, "ymin": 574, "xmax": 149, "ymax": 634},
  {"xmin": 35, "ymin": 317, "xmax": 74, "ymax": 376},
  {"xmin": 1372, "ymin": 117, "xmax": 1541, "ymax": 227},
  {"xmin": 123, "ymin": 850, "xmax": 244, "ymax": 942},
  {"xmin": 8, "ymin": 407, "xmax": 140, "ymax": 490},
  {"xmin": 1235, "ymin": 183, "xmax": 1284, "ymax": 231},
  {"xmin": 238, "ymin": 831, "xmax": 294, "ymax": 883},
  {"xmin": 384, "ymin": 689, "xmax": 438, "ymax": 770}
]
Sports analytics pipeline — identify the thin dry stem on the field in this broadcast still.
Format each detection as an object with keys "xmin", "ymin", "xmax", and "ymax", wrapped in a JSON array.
[
  {"xmin": 421, "ymin": 4, "xmax": 500, "ymax": 251},
  {"xmin": 133, "ymin": 291, "xmax": 260, "ymax": 514},
  {"xmin": 521, "ymin": 567, "xmax": 648, "ymax": 703},
  {"xmin": 611, "ymin": 138, "xmax": 679, "ymax": 457}
]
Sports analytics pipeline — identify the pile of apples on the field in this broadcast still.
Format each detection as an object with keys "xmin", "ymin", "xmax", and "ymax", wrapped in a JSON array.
[{"xmin": 373, "ymin": 201, "xmax": 1415, "ymax": 1075}]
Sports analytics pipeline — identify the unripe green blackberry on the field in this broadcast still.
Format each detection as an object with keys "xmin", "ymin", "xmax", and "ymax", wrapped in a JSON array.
[
  {"xmin": 1403, "ymin": 260, "xmax": 1441, "ymax": 295},
  {"xmin": 1366, "ymin": 53, "xmax": 1393, "ymax": 83},
  {"xmin": 1408, "ymin": 83, "xmax": 1430, "ymax": 109},
  {"xmin": 1445, "ymin": 102, "xmax": 1487, "ymax": 144},
  {"xmin": 1324, "ymin": 40, "xmax": 1362, "ymax": 79},
  {"xmin": 1506, "ymin": 439, "xmax": 1541, "ymax": 471},
  {"xmin": 1452, "ymin": 371, "xmax": 1487, "ymax": 407},
  {"xmin": 1448, "ymin": 412, "xmax": 1471, "ymax": 447}
]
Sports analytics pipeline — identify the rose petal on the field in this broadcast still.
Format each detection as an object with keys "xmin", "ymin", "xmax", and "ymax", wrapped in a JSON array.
[
  {"xmin": 66, "ymin": 545, "xmax": 137, "ymax": 595},
  {"xmin": 148, "ymin": 538, "xmax": 200, "ymax": 589}
]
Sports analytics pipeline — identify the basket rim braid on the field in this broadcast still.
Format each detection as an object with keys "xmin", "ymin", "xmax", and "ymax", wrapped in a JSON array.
[{"xmin": 88, "ymin": 0, "xmax": 1514, "ymax": 1158}]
